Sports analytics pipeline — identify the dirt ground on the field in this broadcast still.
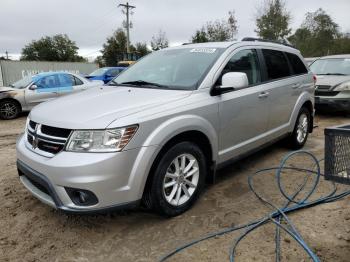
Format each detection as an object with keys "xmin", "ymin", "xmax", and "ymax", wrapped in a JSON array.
[{"xmin": 0, "ymin": 113, "xmax": 349, "ymax": 262}]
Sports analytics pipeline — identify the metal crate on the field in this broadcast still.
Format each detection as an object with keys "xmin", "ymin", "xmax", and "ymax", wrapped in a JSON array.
[{"xmin": 325, "ymin": 124, "xmax": 350, "ymax": 185}]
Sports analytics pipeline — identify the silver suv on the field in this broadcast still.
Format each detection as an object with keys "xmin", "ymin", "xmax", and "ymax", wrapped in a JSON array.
[{"xmin": 16, "ymin": 40, "xmax": 315, "ymax": 216}]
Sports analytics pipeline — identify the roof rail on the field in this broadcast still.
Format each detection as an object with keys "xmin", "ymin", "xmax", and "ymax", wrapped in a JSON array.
[{"xmin": 241, "ymin": 37, "xmax": 295, "ymax": 48}]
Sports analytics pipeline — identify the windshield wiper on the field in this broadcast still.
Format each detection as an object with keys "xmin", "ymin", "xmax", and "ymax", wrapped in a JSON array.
[
  {"xmin": 317, "ymin": 73, "xmax": 347, "ymax": 76},
  {"xmin": 117, "ymin": 80, "xmax": 168, "ymax": 88}
]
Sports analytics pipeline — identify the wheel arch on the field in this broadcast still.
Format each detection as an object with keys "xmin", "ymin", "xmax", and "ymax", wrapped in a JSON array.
[
  {"xmin": 289, "ymin": 93, "xmax": 314, "ymax": 133},
  {"xmin": 140, "ymin": 116, "xmax": 218, "ymax": 207}
]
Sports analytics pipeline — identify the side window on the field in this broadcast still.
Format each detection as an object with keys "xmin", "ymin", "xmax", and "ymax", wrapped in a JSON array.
[
  {"xmin": 220, "ymin": 49, "xmax": 261, "ymax": 86},
  {"xmin": 262, "ymin": 49, "xmax": 291, "ymax": 80},
  {"xmin": 71, "ymin": 75, "xmax": 84, "ymax": 85},
  {"xmin": 286, "ymin": 53, "xmax": 308, "ymax": 75},
  {"xmin": 36, "ymin": 75, "xmax": 59, "ymax": 89},
  {"xmin": 58, "ymin": 74, "xmax": 74, "ymax": 87}
]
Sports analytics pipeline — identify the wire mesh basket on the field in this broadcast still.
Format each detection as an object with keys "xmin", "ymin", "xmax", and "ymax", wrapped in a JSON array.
[{"xmin": 325, "ymin": 124, "xmax": 350, "ymax": 185}]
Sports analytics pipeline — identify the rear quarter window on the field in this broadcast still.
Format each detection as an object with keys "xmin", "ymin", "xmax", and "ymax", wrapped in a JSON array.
[
  {"xmin": 286, "ymin": 53, "xmax": 308, "ymax": 75},
  {"xmin": 262, "ymin": 49, "xmax": 291, "ymax": 80}
]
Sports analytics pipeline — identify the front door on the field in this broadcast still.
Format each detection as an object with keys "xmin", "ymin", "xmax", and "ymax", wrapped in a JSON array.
[
  {"xmin": 216, "ymin": 49, "xmax": 269, "ymax": 163},
  {"xmin": 25, "ymin": 74, "xmax": 59, "ymax": 108}
]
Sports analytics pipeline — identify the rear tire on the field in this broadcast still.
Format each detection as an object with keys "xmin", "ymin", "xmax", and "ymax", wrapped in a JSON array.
[
  {"xmin": 146, "ymin": 142, "xmax": 207, "ymax": 217},
  {"xmin": 0, "ymin": 100, "xmax": 21, "ymax": 120},
  {"xmin": 286, "ymin": 107, "xmax": 311, "ymax": 149}
]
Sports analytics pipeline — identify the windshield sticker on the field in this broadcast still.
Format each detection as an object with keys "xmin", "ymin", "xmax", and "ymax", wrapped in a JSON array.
[{"xmin": 190, "ymin": 48, "xmax": 217, "ymax": 54}]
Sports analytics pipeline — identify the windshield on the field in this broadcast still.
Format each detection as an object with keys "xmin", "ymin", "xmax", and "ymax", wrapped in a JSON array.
[
  {"xmin": 10, "ymin": 76, "xmax": 33, "ymax": 89},
  {"xmin": 310, "ymin": 58, "xmax": 350, "ymax": 75},
  {"xmin": 89, "ymin": 68, "xmax": 109, "ymax": 76},
  {"xmin": 111, "ymin": 47, "xmax": 224, "ymax": 90}
]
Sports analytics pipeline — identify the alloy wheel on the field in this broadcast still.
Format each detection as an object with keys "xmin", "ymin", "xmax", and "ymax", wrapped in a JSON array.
[
  {"xmin": 163, "ymin": 153, "xmax": 200, "ymax": 206},
  {"xmin": 0, "ymin": 102, "xmax": 18, "ymax": 119},
  {"xmin": 296, "ymin": 113, "xmax": 308, "ymax": 144}
]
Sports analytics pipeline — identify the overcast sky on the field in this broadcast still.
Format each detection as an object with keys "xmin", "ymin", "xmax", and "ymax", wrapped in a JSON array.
[{"xmin": 1, "ymin": 0, "xmax": 350, "ymax": 60}]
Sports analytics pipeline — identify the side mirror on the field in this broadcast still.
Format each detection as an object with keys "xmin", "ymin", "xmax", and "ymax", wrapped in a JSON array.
[
  {"xmin": 29, "ymin": 84, "xmax": 38, "ymax": 90},
  {"xmin": 211, "ymin": 72, "xmax": 249, "ymax": 95},
  {"xmin": 221, "ymin": 72, "xmax": 248, "ymax": 89}
]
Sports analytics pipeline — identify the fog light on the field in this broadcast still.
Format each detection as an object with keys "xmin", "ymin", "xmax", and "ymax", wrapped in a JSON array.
[
  {"xmin": 65, "ymin": 187, "xmax": 98, "ymax": 206},
  {"xmin": 78, "ymin": 191, "xmax": 89, "ymax": 203}
]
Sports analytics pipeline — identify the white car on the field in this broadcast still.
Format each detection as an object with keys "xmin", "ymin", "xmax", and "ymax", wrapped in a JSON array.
[{"xmin": 0, "ymin": 72, "xmax": 103, "ymax": 119}]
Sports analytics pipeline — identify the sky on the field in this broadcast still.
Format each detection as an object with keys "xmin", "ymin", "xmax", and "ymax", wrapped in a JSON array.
[{"xmin": 1, "ymin": 0, "xmax": 350, "ymax": 60}]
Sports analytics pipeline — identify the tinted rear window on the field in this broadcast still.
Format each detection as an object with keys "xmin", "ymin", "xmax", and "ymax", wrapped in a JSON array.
[
  {"xmin": 262, "ymin": 49, "xmax": 291, "ymax": 80},
  {"xmin": 286, "ymin": 53, "xmax": 308, "ymax": 75}
]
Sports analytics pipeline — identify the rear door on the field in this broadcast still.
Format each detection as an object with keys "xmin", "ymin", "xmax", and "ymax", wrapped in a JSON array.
[
  {"xmin": 259, "ymin": 49, "xmax": 306, "ymax": 132},
  {"xmin": 216, "ymin": 48, "xmax": 270, "ymax": 162},
  {"xmin": 25, "ymin": 75, "xmax": 59, "ymax": 108}
]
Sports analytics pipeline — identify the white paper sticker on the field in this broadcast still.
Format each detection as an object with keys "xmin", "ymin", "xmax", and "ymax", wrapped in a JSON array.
[{"xmin": 190, "ymin": 48, "xmax": 217, "ymax": 54}]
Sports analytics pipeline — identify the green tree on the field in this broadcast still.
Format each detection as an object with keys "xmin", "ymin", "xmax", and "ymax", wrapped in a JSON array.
[
  {"xmin": 21, "ymin": 34, "xmax": 86, "ymax": 62},
  {"xmin": 150, "ymin": 30, "xmax": 169, "ymax": 51},
  {"xmin": 289, "ymin": 9, "xmax": 341, "ymax": 56},
  {"xmin": 255, "ymin": 0, "xmax": 291, "ymax": 40},
  {"xmin": 100, "ymin": 28, "xmax": 128, "ymax": 66},
  {"xmin": 191, "ymin": 11, "xmax": 238, "ymax": 43},
  {"xmin": 134, "ymin": 42, "xmax": 151, "ymax": 57}
]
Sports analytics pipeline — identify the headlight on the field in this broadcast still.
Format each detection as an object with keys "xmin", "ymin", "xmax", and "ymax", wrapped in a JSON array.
[
  {"xmin": 66, "ymin": 125, "xmax": 138, "ymax": 152},
  {"xmin": 333, "ymin": 81, "xmax": 350, "ymax": 91}
]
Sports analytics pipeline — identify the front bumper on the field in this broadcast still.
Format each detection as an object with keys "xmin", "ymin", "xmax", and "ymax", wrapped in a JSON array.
[
  {"xmin": 16, "ymin": 134, "xmax": 158, "ymax": 213},
  {"xmin": 315, "ymin": 94, "xmax": 350, "ymax": 112}
]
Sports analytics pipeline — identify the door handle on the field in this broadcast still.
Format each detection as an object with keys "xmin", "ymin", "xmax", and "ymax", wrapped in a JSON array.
[{"xmin": 258, "ymin": 91, "xmax": 269, "ymax": 98}]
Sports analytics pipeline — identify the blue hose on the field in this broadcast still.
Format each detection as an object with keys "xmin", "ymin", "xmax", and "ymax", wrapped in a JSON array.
[{"xmin": 159, "ymin": 150, "xmax": 350, "ymax": 262}]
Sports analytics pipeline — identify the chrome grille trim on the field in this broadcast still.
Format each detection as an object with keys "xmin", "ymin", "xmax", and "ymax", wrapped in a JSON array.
[{"xmin": 25, "ymin": 121, "xmax": 72, "ymax": 157}]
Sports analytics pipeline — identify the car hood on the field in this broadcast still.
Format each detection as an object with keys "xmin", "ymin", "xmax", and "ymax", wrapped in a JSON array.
[
  {"xmin": 30, "ymin": 86, "xmax": 192, "ymax": 129},
  {"xmin": 315, "ymin": 75, "xmax": 350, "ymax": 88}
]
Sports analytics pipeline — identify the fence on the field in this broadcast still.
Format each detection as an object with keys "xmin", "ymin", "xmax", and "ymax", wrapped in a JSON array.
[{"xmin": 0, "ymin": 60, "xmax": 98, "ymax": 86}]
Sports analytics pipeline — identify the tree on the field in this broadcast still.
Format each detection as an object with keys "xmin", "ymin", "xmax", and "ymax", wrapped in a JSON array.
[
  {"xmin": 289, "ymin": 9, "xmax": 341, "ymax": 56},
  {"xmin": 150, "ymin": 30, "xmax": 169, "ymax": 51},
  {"xmin": 21, "ymin": 34, "xmax": 86, "ymax": 62},
  {"xmin": 134, "ymin": 42, "xmax": 151, "ymax": 57},
  {"xmin": 100, "ymin": 28, "xmax": 128, "ymax": 66},
  {"xmin": 191, "ymin": 11, "xmax": 238, "ymax": 43},
  {"xmin": 255, "ymin": 0, "xmax": 291, "ymax": 40}
]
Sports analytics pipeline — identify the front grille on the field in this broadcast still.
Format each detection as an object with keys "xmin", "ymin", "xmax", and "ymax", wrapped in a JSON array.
[
  {"xmin": 26, "ymin": 121, "xmax": 71, "ymax": 156},
  {"xmin": 29, "ymin": 120, "xmax": 36, "ymax": 129},
  {"xmin": 41, "ymin": 125, "xmax": 71, "ymax": 138},
  {"xmin": 315, "ymin": 91, "xmax": 340, "ymax": 97},
  {"xmin": 37, "ymin": 140, "xmax": 65, "ymax": 154},
  {"xmin": 316, "ymin": 85, "xmax": 332, "ymax": 91}
]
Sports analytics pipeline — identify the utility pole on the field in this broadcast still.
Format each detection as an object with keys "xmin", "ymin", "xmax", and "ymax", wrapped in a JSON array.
[
  {"xmin": 118, "ymin": 2, "xmax": 136, "ymax": 54},
  {"xmin": 5, "ymin": 51, "xmax": 8, "ymax": 60}
]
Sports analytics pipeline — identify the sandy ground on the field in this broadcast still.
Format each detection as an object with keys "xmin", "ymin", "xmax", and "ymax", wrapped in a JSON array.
[{"xmin": 0, "ymin": 113, "xmax": 349, "ymax": 262}]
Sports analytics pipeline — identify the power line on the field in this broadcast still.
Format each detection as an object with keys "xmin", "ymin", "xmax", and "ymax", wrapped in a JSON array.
[{"xmin": 118, "ymin": 2, "xmax": 136, "ymax": 53}]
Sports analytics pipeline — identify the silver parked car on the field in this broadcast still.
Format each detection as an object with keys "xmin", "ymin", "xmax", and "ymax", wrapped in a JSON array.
[
  {"xmin": 16, "ymin": 40, "xmax": 315, "ymax": 216},
  {"xmin": 0, "ymin": 72, "xmax": 103, "ymax": 119},
  {"xmin": 310, "ymin": 54, "xmax": 350, "ymax": 112}
]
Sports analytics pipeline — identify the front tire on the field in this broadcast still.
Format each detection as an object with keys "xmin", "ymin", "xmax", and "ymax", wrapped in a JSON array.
[
  {"xmin": 147, "ymin": 142, "xmax": 207, "ymax": 217},
  {"xmin": 0, "ymin": 100, "xmax": 21, "ymax": 120},
  {"xmin": 286, "ymin": 107, "xmax": 311, "ymax": 149}
]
